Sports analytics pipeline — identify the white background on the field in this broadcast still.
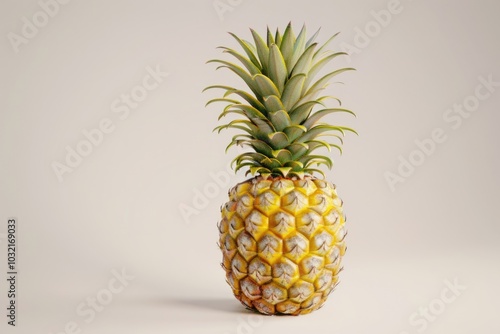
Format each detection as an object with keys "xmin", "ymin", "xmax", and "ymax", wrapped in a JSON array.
[{"xmin": 1, "ymin": 0, "xmax": 499, "ymax": 333}]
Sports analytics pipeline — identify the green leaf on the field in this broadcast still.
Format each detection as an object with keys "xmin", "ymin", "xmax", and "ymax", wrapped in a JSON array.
[
  {"xmin": 272, "ymin": 149, "xmax": 293, "ymax": 164},
  {"xmin": 249, "ymin": 139, "xmax": 274, "ymax": 156},
  {"xmin": 304, "ymin": 52, "xmax": 348, "ymax": 92},
  {"xmin": 291, "ymin": 43, "xmax": 317, "ymax": 77},
  {"xmin": 218, "ymin": 107, "xmax": 245, "ymax": 120},
  {"xmin": 289, "ymin": 99, "xmax": 326, "ymax": 124},
  {"xmin": 289, "ymin": 170, "xmax": 305, "ymax": 179},
  {"xmin": 290, "ymin": 87, "xmax": 327, "ymax": 116},
  {"xmin": 283, "ymin": 125, "xmax": 306, "ymax": 142},
  {"xmin": 251, "ymin": 117, "xmax": 276, "ymax": 137},
  {"xmin": 263, "ymin": 95, "xmax": 285, "ymax": 113},
  {"xmin": 220, "ymin": 47, "xmax": 261, "ymax": 75},
  {"xmin": 207, "ymin": 59, "xmax": 259, "ymax": 96},
  {"xmin": 231, "ymin": 134, "xmax": 253, "ymax": 142},
  {"xmin": 228, "ymin": 32, "xmax": 262, "ymax": 69},
  {"xmin": 253, "ymin": 74, "xmax": 281, "ymax": 97},
  {"xmin": 283, "ymin": 160, "xmax": 304, "ymax": 171},
  {"xmin": 235, "ymin": 162, "xmax": 259, "ymax": 173},
  {"xmin": 275, "ymin": 28, "xmax": 282, "ymax": 47},
  {"xmin": 305, "ymin": 67, "xmax": 356, "ymax": 96},
  {"xmin": 250, "ymin": 29, "xmax": 270, "ymax": 74},
  {"xmin": 336, "ymin": 126, "xmax": 358, "ymax": 135},
  {"xmin": 305, "ymin": 27, "xmax": 321, "ymax": 48},
  {"xmin": 320, "ymin": 133, "xmax": 344, "ymax": 145},
  {"xmin": 315, "ymin": 95, "xmax": 343, "ymax": 106},
  {"xmin": 225, "ymin": 137, "xmax": 251, "ymax": 152},
  {"xmin": 288, "ymin": 24, "xmax": 307, "ymax": 71},
  {"xmin": 202, "ymin": 84, "xmax": 230, "ymax": 92},
  {"xmin": 250, "ymin": 166, "xmax": 270, "ymax": 175},
  {"xmin": 215, "ymin": 119, "xmax": 256, "ymax": 133},
  {"xmin": 299, "ymin": 155, "xmax": 333, "ymax": 169},
  {"xmin": 280, "ymin": 23, "xmax": 295, "ymax": 70},
  {"xmin": 214, "ymin": 119, "xmax": 257, "ymax": 136},
  {"xmin": 260, "ymin": 157, "xmax": 282, "ymax": 169},
  {"xmin": 296, "ymin": 125, "xmax": 348, "ymax": 143},
  {"xmin": 286, "ymin": 143, "xmax": 309, "ymax": 159},
  {"xmin": 313, "ymin": 32, "xmax": 341, "ymax": 60},
  {"xmin": 273, "ymin": 167, "xmax": 292, "ymax": 177},
  {"xmin": 290, "ymin": 88, "xmax": 326, "ymax": 120},
  {"xmin": 329, "ymin": 143, "xmax": 343, "ymax": 154},
  {"xmin": 220, "ymin": 88, "xmax": 266, "ymax": 111},
  {"xmin": 281, "ymin": 73, "xmax": 306, "ymax": 111},
  {"xmin": 268, "ymin": 110, "xmax": 291, "ymax": 131},
  {"xmin": 268, "ymin": 132, "xmax": 289, "ymax": 149},
  {"xmin": 266, "ymin": 26, "xmax": 275, "ymax": 46},
  {"xmin": 306, "ymin": 140, "xmax": 332, "ymax": 153},
  {"xmin": 303, "ymin": 168, "xmax": 325, "ymax": 178},
  {"xmin": 232, "ymin": 104, "xmax": 268, "ymax": 120},
  {"xmin": 268, "ymin": 44, "xmax": 287, "ymax": 92},
  {"xmin": 205, "ymin": 97, "xmax": 241, "ymax": 107},
  {"xmin": 233, "ymin": 152, "xmax": 268, "ymax": 167},
  {"xmin": 302, "ymin": 108, "xmax": 356, "ymax": 129},
  {"xmin": 226, "ymin": 134, "xmax": 253, "ymax": 152}
]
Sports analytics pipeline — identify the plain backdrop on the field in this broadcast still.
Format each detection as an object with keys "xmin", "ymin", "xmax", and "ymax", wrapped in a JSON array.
[{"xmin": 1, "ymin": 0, "xmax": 499, "ymax": 333}]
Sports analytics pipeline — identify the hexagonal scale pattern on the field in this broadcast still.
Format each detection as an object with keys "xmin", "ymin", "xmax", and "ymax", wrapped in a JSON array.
[
  {"xmin": 248, "ymin": 257, "xmax": 272, "ymax": 285},
  {"xmin": 270, "ymin": 179, "xmax": 295, "ymax": 196},
  {"xmin": 257, "ymin": 232, "xmax": 282, "ymax": 264},
  {"xmin": 288, "ymin": 279, "xmax": 314, "ymax": 303},
  {"xmin": 219, "ymin": 176, "xmax": 348, "ymax": 315},
  {"xmin": 269, "ymin": 211, "xmax": 295, "ymax": 238},
  {"xmin": 262, "ymin": 282, "xmax": 287, "ymax": 304},
  {"xmin": 296, "ymin": 210, "xmax": 323, "ymax": 238},
  {"xmin": 245, "ymin": 210, "xmax": 269, "ymax": 240},
  {"xmin": 236, "ymin": 194, "xmax": 254, "ymax": 219},
  {"xmin": 283, "ymin": 233, "xmax": 309, "ymax": 262},
  {"xmin": 309, "ymin": 190, "xmax": 334, "ymax": 214},
  {"xmin": 310, "ymin": 229, "xmax": 334, "ymax": 256},
  {"xmin": 299, "ymin": 255, "xmax": 324, "ymax": 282},
  {"xmin": 228, "ymin": 215, "xmax": 245, "ymax": 239},
  {"xmin": 272, "ymin": 258, "xmax": 299, "ymax": 288},
  {"xmin": 254, "ymin": 190, "xmax": 280, "ymax": 215},
  {"xmin": 236, "ymin": 231, "xmax": 257, "ymax": 261},
  {"xmin": 281, "ymin": 190, "xmax": 308, "ymax": 215}
]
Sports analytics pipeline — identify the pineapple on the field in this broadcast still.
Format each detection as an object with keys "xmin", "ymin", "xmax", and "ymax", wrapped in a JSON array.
[{"xmin": 205, "ymin": 23, "xmax": 356, "ymax": 315}]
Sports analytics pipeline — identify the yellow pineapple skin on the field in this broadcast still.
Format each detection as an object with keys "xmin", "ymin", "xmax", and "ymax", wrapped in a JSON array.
[{"xmin": 218, "ymin": 175, "xmax": 347, "ymax": 315}]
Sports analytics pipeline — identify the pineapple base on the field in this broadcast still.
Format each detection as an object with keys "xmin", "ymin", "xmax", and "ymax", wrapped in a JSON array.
[{"xmin": 218, "ymin": 175, "xmax": 347, "ymax": 315}]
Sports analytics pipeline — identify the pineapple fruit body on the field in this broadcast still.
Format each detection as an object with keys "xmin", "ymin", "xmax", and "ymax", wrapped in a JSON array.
[{"xmin": 218, "ymin": 176, "xmax": 346, "ymax": 315}]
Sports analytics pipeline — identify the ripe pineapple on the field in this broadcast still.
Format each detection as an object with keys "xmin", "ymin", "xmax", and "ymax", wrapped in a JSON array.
[{"xmin": 205, "ymin": 23, "xmax": 356, "ymax": 315}]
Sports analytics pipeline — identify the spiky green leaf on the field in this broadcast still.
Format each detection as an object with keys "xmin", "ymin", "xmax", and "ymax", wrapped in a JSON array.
[
  {"xmin": 268, "ymin": 132, "xmax": 289, "ymax": 149},
  {"xmin": 220, "ymin": 47, "xmax": 261, "ymax": 75},
  {"xmin": 268, "ymin": 44, "xmax": 287, "ymax": 92},
  {"xmin": 291, "ymin": 43, "xmax": 317, "ymax": 77},
  {"xmin": 304, "ymin": 52, "xmax": 347, "ymax": 92},
  {"xmin": 305, "ymin": 67, "xmax": 356, "ymax": 96},
  {"xmin": 303, "ymin": 108, "xmax": 356, "ymax": 129},
  {"xmin": 263, "ymin": 95, "xmax": 285, "ymax": 113},
  {"xmin": 281, "ymin": 74, "xmax": 306, "ymax": 111},
  {"xmin": 228, "ymin": 32, "xmax": 262, "ymax": 69},
  {"xmin": 313, "ymin": 32, "xmax": 340, "ymax": 60},
  {"xmin": 250, "ymin": 29, "xmax": 270, "ymax": 74},
  {"xmin": 280, "ymin": 23, "xmax": 296, "ymax": 70},
  {"xmin": 268, "ymin": 110, "xmax": 291, "ymax": 132},
  {"xmin": 305, "ymin": 27, "xmax": 321, "ymax": 48},
  {"xmin": 283, "ymin": 125, "xmax": 306, "ymax": 142},
  {"xmin": 253, "ymin": 74, "xmax": 281, "ymax": 97},
  {"xmin": 288, "ymin": 24, "xmax": 307, "ymax": 71}
]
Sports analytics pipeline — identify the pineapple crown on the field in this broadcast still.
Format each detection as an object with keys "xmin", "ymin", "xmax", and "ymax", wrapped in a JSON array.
[{"xmin": 205, "ymin": 23, "xmax": 356, "ymax": 179}]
